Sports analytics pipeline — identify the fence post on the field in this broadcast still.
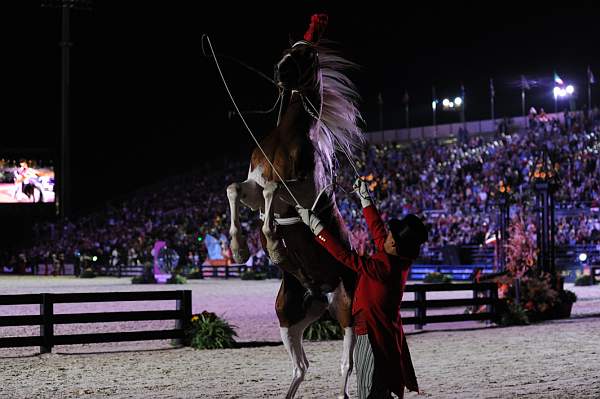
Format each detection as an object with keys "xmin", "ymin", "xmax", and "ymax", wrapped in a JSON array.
[
  {"xmin": 488, "ymin": 284, "xmax": 498, "ymax": 324},
  {"xmin": 414, "ymin": 288, "xmax": 426, "ymax": 330},
  {"xmin": 225, "ymin": 265, "xmax": 230, "ymax": 279},
  {"xmin": 40, "ymin": 293, "xmax": 54, "ymax": 354},
  {"xmin": 174, "ymin": 290, "xmax": 193, "ymax": 346}
]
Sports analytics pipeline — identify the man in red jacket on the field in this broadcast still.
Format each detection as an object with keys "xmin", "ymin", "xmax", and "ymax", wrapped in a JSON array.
[{"xmin": 297, "ymin": 178, "xmax": 427, "ymax": 398}]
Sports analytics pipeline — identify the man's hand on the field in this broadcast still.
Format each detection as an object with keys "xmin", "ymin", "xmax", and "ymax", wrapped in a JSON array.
[
  {"xmin": 296, "ymin": 205, "xmax": 324, "ymax": 236},
  {"xmin": 353, "ymin": 178, "xmax": 373, "ymax": 208}
]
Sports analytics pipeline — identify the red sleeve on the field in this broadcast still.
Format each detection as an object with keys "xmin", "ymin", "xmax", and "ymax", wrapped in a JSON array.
[
  {"xmin": 363, "ymin": 205, "xmax": 388, "ymax": 252},
  {"xmin": 315, "ymin": 228, "xmax": 391, "ymax": 281}
]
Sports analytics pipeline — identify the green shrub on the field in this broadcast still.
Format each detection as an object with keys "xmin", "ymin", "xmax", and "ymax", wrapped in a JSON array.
[
  {"xmin": 240, "ymin": 270, "xmax": 267, "ymax": 280},
  {"xmin": 303, "ymin": 313, "xmax": 344, "ymax": 341},
  {"xmin": 186, "ymin": 267, "xmax": 204, "ymax": 280},
  {"xmin": 575, "ymin": 274, "xmax": 594, "ymax": 286},
  {"xmin": 185, "ymin": 311, "xmax": 237, "ymax": 349},
  {"xmin": 167, "ymin": 274, "xmax": 187, "ymax": 284},
  {"xmin": 423, "ymin": 272, "xmax": 452, "ymax": 283},
  {"xmin": 131, "ymin": 274, "xmax": 157, "ymax": 284},
  {"xmin": 500, "ymin": 302, "xmax": 529, "ymax": 326},
  {"xmin": 79, "ymin": 268, "xmax": 96, "ymax": 279}
]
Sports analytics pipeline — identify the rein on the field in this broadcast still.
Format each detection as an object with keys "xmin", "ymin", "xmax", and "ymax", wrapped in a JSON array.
[
  {"xmin": 204, "ymin": 34, "xmax": 371, "ymax": 224},
  {"xmin": 203, "ymin": 34, "xmax": 302, "ymax": 207}
]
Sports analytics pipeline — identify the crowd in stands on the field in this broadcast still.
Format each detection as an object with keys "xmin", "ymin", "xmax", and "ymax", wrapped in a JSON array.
[{"xmin": 2, "ymin": 109, "xmax": 600, "ymax": 272}]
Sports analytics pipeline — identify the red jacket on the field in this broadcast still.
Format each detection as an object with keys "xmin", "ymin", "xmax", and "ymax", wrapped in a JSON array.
[{"xmin": 315, "ymin": 205, "xmax": 419, "ymax": 395}]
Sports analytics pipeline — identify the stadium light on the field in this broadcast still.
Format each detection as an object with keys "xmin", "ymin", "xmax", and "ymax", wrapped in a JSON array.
[
  {"xmin": 553, "ymin": 87, "xmax": 562, "ymax": 99},
  {"xmin": 432, "ymin": 100, "xmax": 437, "ymax": 110},
  {"xmin": 441, "ymin": 96, "xmax": 463, "ymax": 111},
  {"xmin": 579, "ymin": 253, "xmax": 587, "ymax": 262},
  {"xmin": 566, "ymin": 85, "xmax": 575, "ymax": 95}
]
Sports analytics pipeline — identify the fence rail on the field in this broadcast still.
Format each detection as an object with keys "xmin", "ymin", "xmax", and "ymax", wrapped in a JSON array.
[
  {"xmin": 0, "ymin": 290, "xmax": 192, "ymax": 353},
  {"xmin": 401, "ymin": 282, "xmax": 498, "ymax": 329}
]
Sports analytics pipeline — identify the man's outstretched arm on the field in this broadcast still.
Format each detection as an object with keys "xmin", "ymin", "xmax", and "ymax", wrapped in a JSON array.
[
  {"xmin": 354, "ymin": 179, "xmax": 387, "ymax": 252},
  {"xmin": 296, "ymin": 206, "xmax": 391, "ymax": 281}
]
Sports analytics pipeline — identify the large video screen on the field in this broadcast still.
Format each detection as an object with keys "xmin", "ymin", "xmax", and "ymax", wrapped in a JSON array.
[{"xmin": 0, "ymin": 158, "xmax": 55, "ymax": 203}]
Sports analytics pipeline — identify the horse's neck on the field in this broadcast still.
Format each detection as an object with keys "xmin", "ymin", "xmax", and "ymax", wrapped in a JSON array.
[{"xmin": 278, "ymin": 92, "xmax": 313, "ymax": 134}]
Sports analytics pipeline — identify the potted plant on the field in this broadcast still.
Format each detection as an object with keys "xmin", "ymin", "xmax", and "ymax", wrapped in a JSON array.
[{"xmin": 553, "ymin": 289, "xmax": 577, "ymax": 319}]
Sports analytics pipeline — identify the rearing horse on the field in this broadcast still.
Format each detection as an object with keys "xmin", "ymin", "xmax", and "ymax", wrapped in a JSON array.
[{"xmin": 226, "ymin": 16, "xmax": 364, "ymax": 399}]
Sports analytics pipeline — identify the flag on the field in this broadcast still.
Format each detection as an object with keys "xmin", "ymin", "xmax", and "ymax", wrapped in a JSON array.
[
  {"xmin": 554, "ymin": 72, "xmax": 564, "ymax": 85},
  {"xmin": 490, "ymin": 78, "xmax": 495, "ymax": 98},
  {"xmin": 589, "ymin": 65, "xmax": 596, "ymax": 84},
  {"xmin": 402, "ymin": 90, "xmax": 409, "ymax": 105},
  {"xmin": 521, "ymin": 75, "xmax": 530, "ymax": 90}
]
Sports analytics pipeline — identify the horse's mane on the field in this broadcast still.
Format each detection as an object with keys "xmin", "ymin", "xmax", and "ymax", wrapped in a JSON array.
[{"xmin": 310, "ymin": 41, "xmax": 364, "ymax": 181}]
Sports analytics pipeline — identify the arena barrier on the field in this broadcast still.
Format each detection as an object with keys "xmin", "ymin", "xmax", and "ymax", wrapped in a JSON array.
[
  {"xmin": 401, "ymin": 282, "xmax": 499, "ymax": 330},
  {"xmin": 0, "ymin": 290, "xmax": 192, "ymax": 353}
]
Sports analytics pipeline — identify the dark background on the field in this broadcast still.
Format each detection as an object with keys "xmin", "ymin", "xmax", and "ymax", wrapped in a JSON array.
[{"xmin": 2, "ymin": 2, "xmax": 600, "ymax": 236}]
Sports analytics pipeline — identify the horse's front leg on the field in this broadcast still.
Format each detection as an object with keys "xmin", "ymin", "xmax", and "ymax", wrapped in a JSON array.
[{"xmin": 226, "ymin": 180, "xmax": 262, "ymax": 264}]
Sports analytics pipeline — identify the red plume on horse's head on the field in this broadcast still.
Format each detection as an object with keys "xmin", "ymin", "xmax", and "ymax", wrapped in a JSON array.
[{"xmin": 303, "ymin": 13, "xmax": 328, "ymax": 43}]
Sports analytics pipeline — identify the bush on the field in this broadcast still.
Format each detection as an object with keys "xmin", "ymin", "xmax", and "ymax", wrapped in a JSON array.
[
  {"xmin": 303, "ymin": 313, "xmax": 344, "ymax": 341},
  {"xmin": 575, "ymin": 274, "xmax": 594, "ymax": 286},
  {"xmin": 186, "ymin": 267, "xmax": 204, "ymax": 280},
  {"xmin": 131, "ymin": 274, "xmax": 156, "ymax": 284},
  {"xmin": 167, "ymin": 274, "xmax": 187, "ymax": 284},
  {"xmin": 185, "ymin": 311, "xmax": 237, "ymax": 349},
  {"xmin": 423, "ymin": 272, "xmax": 452, "ymax": 283},
  {"xmin": 79, "ymin": 268, "xmax": 96, "ymax": 278},
  {"xmin": 240, "ymin": 270, "xmax": 267, "ymax": 280},
  {"xmin": 500, "ymin": 302, "xmax": 529, "ymax": 326}
]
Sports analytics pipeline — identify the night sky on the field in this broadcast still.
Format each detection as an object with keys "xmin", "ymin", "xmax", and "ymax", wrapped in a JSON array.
[{"xmin": 3, "ymin": 1, "xmax": 600, "ymax": 213}]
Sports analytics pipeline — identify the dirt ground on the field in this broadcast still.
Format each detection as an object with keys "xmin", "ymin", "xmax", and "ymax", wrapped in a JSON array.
[{"xmin": 1, "ymin": 276, "xmax": 599, "ymax": 398}]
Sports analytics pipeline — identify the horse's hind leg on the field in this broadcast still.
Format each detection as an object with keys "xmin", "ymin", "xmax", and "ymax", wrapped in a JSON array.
[
  {"xmin": 276, "ymin": 273, "xmax": 328, "ymax": 399},
  {"xmin": 226, "ymin": 180, "xmax": 262, "ymax": 264},
  {"xmin": 329, "ymin": 283, "xmax": 356, "ymax": 399}
]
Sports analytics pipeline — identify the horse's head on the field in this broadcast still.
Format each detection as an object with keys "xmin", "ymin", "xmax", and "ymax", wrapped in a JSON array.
[{"xmin": 275, "ymin": 40, "xmax": 319, "ymax": 92}]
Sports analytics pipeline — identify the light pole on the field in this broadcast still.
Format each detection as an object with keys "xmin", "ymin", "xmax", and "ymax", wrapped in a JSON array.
[
  {"xmin": 490, "ymin": 78, "xmax": 495, "ymax": 121},
  {"xmin": 432, "ymin": 86, "xmax": 437, "ymax": 136},
  {"xmin": 42, "ymin": 0, "xmax": 92, "ymax": 219}
]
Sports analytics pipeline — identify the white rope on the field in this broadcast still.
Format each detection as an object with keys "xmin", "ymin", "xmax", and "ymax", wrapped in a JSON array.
[{"xmin": 203, "ymin": 35, "xmax": 301, "ymax": 207}]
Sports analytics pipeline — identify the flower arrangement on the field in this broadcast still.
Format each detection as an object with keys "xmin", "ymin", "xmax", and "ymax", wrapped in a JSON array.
[
  {"xmin": 79, "ymin": 267, "xmax": 96, "ymax": 279},
  {"xmin": 167, "ymin": 274, "xmax": 187, "ymax": 284},
  {"xmin": 423, "ymin": 272, "xmax": 452, "ymax": 283},
  {"xmin": 496, "ymin": 214, "xmax": 577, "ymax": 323},
  {"xmin": 185, "ymin": 311, "xmax": 237, "ymax": 349}
]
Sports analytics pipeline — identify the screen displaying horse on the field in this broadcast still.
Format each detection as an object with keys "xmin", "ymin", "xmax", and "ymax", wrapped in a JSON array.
[{"xmin": 0, "ymin": 158, "xmax": 55, "ymax": 204}]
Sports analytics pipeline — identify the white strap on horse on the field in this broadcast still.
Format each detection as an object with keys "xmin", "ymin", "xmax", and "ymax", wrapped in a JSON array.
[{"xmin": 259, "ymin": 181, "xmax": 336, "ymax": 226}]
